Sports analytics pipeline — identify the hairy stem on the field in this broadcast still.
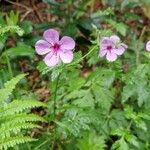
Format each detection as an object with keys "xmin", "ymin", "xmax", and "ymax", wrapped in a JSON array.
[{"xmin": 52, "ymin": 73, "xmax": 61, "ymax": 149}]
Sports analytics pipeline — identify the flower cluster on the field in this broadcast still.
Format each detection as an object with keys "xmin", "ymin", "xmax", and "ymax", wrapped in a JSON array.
[{"xmin": 35, "ymin": 28, "xmax": 150, "ymax": 67}]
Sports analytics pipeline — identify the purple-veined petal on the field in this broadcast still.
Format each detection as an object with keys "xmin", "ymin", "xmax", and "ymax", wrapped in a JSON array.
[
  {"xmin": 101, "ymin": 37, "xmax": 112, "ymax": 45},
  {"xmin": 35, "ymin": 40, "xmax": 51, "ymax": 55},
  {"xmin": 106, "ymin": 51, "xmax": 117, "ymax": 62},
  {"xmin": 110, "ymin": 35, "xmax": 120, "ymax": 44},
  {"xmin": 99, "ymin": 49, "xmax": 107, "ymax": 57},
  {"xmin": 59, "ymin": 50, "xmax": 73, "ymax": 63},
  {"xmin": 114, "ymin": 47, "xmax": 125, "ymax": 55},
  {"xmin": 114, "ymin": 43, "xmax": 127, "ymax": 55},
  {"xmin": 59, "ymin": 36, "xmax": 75, "ymax": 50},
  {"xmin": 146, "ymin": 41, "xmax": 150, "ymax": 51},
  {"xmin": 44, "ymin": 52, "xmax": 60, "ymax": 67},
  {"xmin": 43, "ymin": 29, "xmax": 59, "ymax": 45}
]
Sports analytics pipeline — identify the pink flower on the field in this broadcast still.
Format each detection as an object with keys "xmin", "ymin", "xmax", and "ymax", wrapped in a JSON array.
[
  {"xmin": 146, "ymin": 41, "xmax": 150, "ymax": 51},
  {"xmin": 35, "ymin": 29, "xmax": 75, "ymax": 67},
  {"xmin": 99, "ymin": 35, "xmax": 127, "ymax": 62}
]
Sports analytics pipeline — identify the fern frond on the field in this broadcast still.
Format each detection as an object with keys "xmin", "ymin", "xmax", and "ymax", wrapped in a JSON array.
[
  {"xmin": 0, "ymin": 75, "xmax": 47, "ymax": 149},
  {"xmin": 0, "ymin": 74, "xmax": 25, "ymax": 103},
  {"xmin": 1, "ymin": 113, "xmax": 46, "ymax": 125},
  {"xmin": 0, "ymin": 99, "xmax": 47, "ymax": 117},
  {"xmin": 0, "ymin": 122, "xmax": 41, "ymax": 138},
  {"xmin": 0, "ymin": 136, "xmax": 36, "ymax": 150}
]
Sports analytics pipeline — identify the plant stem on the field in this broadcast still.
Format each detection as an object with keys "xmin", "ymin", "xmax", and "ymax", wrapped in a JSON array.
[
  {"xmin": 136, "ymin": 50, "xmax": 140, "ymax": 67},
  {"xmin": 52, "ymin": 73, "xmax": 61, "ymax": 149},
  {"xmin": 136, "ymin": 26, "xmax": 146, "ymax": 67},
  {"xmin": 79, "ymin": 45, "xmax": 97, "ymax": 61},
  {"xmin": 53, "ymin": 73, "xmax": 60, "ymax": 117},
  {"xmin": 5, "ymin": 54, "xmax": 13, "ymax": 78},
  {"xmin": 33, "ymin": 139, "xmax": 49, "ymax": 150},
  {"xmin": 127, "ymin": 120, "xmax": 133, "ymax": 130},
  {"xmin": 139, "ymin": 26, "xmax": 146, "ymax": 40},
  {"xmin": 68, "ymin": 45, "xmax": 97, "ymax": 66}
]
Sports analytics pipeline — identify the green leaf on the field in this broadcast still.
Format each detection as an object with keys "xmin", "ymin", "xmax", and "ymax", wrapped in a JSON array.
[
  {"xmin": 3, "ymin": 45, "xmax": 34, "ymax": 58},
  {"xmin": 0, "ymin": 25, "xmax": 24, "ymax": 36},
  {"xmin": 19, "ymin": 21, "xmax": 33, "ymax": 35},
  {"xmin": 73, "ymin": 90, "xmax": 95, "ymax": 108},
  {"xmin": 122, "ymin": 64, "xmax": 149, "ymax": 106},
  {"xmin": 91, "ymin": 7, "xmax": 114, "ymax": 18},
  {"xmin": 107, "ymin": 19, "xmax": 128, "ymax": 36},
  {"xmin": 63, "ymin": 23, "xmax": 77, "ymax": 37},
  {"xmin": 6, "ymin": 11, "xmax": 19, "ymax": 26},
  {"xmin": 122, "ymin": 84, "xmax": 136, "ymax": 103},
  {"xmin": 76, "ymin": 132, "xmax": 106, "ymax": 150},
  {"xmin": 112, "ymin": 137, "xmax": 129, "ymax": 150}
]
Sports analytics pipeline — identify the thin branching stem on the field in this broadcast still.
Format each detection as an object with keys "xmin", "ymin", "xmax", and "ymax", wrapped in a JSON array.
[{"xmin": 68, "ymin": 45, "xmax": 98, "ymax": 67}]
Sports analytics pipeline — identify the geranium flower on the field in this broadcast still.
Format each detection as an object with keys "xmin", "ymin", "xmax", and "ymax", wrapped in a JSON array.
[
  {"xmin": 146, "ymin": 41, "xmax": 150, "ymax": 51},
  {"xmin": 99, "ymin": 35, "xmax": 127, "ymax": 62},
  {"xmin": 35, "ymin": 29, "xmax": 75, "ymax": 67}
]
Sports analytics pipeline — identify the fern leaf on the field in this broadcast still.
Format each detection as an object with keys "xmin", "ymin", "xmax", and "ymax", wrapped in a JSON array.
[
  {"xmin": 0, "ymin": 136, "xmax": 36, "ymax": 150},
  {"xmin": 0, "ymin": 74, "xmax": 25, "ymax": 103},
  {"xmin": 0, "ymin": 99, "xmax": 47, "ymax": 117},
  {"xmin": 0, "ymin": 75, "xmax": 46, "ymax": 149},
  {"xmin": 1, "ymin": 113, "xmax": 46, "ymax": 128},
  {"xmin": 0, "ymin": 122, "xmax": 41, "ymax": 138}
]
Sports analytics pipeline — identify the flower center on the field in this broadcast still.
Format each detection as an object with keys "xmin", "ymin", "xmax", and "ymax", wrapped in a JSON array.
[
  {"xmin": 107, "ymin": 45, "xmax": 112, "ymax": 51},
  {"xmin": 53, "ymin": 43, "xmax": 60, "ymax": 52}
]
